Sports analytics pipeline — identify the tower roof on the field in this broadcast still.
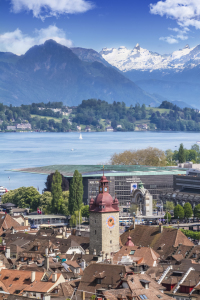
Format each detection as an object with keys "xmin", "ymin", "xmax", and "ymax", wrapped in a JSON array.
[
  {"xmin": 89, "ymin": 175, "xmax": 119, "ymax": 213},
  {"xmin": 125, "ymin": 235, "xmax": 134, "ymax": 247}
]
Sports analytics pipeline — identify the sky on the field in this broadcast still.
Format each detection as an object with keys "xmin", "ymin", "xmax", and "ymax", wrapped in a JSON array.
[{"xmin": 0, "ymin": 0, "xmax": 200, "ymax": 55}]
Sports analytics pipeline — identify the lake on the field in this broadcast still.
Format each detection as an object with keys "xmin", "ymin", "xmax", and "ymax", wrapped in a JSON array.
[{"xmin": 0, "ymin": 131, "xmax": 199, "ymax": 192}]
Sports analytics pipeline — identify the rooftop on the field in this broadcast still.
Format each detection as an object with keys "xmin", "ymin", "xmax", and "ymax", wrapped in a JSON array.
[{"xmin": 10, "ymin": 165, "xmax": 187, "ymax": 178}]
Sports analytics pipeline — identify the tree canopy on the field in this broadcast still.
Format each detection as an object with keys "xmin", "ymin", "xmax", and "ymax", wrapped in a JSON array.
[
  {"xmin": 194, "ymin": 204, "xmax": 200, "ymax": 218},
  {"xmin": 178, "ymin": 143, "xmax": 185, "ymax": 163},
  {"xmin": 110, "ymin": 147, "xmax": 166, "ymax": 166},
  {"xmin": 44, "ymin": 172, "xmax": 69, "ymax": 192},
  {"xmin": 2, "ymin": 186, "xmax": 40, "ymax": 211},
  {"xmin": 164, "ymin": 212, "xmax": 171, "ymax": 222},
  {"xmin": 183, "ymin": 202, "xmax": 193, "ymax": 219},
  {"xmin": 174, "ymin": 204, "xmax": 185, "ymax": 219},
  {"xmin": 69, "ymin": 170, "xmax": 84, "ymax": 214},
  {"xmin": 51, "ymin": 170, "xmax": 64, "ymax": 214}
]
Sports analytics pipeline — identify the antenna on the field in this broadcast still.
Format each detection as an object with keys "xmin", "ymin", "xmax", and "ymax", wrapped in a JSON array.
[{"xmin": 103, "ymin": 165, "xmax": 104, "ymax": 176}]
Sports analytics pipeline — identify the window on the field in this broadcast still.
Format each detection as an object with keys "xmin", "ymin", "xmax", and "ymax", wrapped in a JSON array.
[
  {"xmin": 110, "ymin": 231, "xmax": 112, "ymax": 234},
  {"xmin": 110, "ymin": 240, "xmax": 112, "ymax": 244},
  {"xmin": 95, "ymin": 230, "xmax": 96, "ymax": 235},
  {"xmin": 156, "ymin": 296, "xmax": 162, "ymax": 299},
  {"xmin": 130, "ymin": 250, "xmax": 135, "ymax": 255},
  {"xmin": 139, "ymin": 295, "xmax": 147, "ymax": 300},
  {"xmin": 96, "ymin": 278, "xmax": 101, "ymax": 284}
]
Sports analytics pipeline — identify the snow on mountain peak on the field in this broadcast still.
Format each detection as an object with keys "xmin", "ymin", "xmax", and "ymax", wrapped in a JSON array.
[
  {"xmin": 134, "ymin": 43, "xmax": 140, "ymax": 50},
  {"xmin": 100, "ymin": 44, "xmax": 200, "ymax": 72},
  {"xmin": 183, "ymin": 44, "xmax": 190, "ymax": 50}
]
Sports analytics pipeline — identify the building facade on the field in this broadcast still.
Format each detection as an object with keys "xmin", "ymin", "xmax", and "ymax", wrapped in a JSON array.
[{"xmin": 89, "ymin": 174, "xmax": 120, "ymax": 257}]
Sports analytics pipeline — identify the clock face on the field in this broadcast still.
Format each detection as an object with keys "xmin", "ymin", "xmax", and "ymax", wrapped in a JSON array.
[
  {"xmin": 106, "ymin": 216, "xmax": 116, "ymax": 229},
  {"xmin": 104, "ymin": 187, "xmax": 108, "ymax": 192},
  {"xmin": 100, "ymin": 187, "xmax": 103, "ymax": 192}
]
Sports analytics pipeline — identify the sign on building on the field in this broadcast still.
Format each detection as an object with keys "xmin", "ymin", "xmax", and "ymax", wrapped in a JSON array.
[{"xmin": 130, "ymin": 183, "xmax": 138, "ymax": 193}]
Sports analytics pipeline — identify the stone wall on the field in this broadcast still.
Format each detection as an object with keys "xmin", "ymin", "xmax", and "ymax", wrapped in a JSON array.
[{"xmin": 89, "ymin": 211, "xmax": 119, "ymax": 257}]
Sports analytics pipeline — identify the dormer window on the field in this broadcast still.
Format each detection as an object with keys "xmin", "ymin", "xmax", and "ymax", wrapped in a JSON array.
[
  {"xmin": 140, "ymin": 280, "xmax": 150, "ymax": 289},
  {"xmin": 96, "ymin": 278, "xmax": 101, "ymax": 284}
]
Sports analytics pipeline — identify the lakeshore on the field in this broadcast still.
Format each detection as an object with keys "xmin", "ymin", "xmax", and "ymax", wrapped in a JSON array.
[{"xmin": 1, "ymin": 131, "xmax": 200, "ymax": 191}]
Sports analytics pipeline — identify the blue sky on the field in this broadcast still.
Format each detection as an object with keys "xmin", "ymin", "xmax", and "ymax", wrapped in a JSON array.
[{"xmin": 0, "ymin": 0, "xmax": 200, "ymax": 55}]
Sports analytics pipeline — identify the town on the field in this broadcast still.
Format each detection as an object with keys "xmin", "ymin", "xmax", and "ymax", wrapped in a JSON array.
[{"xmin": 0, "ymin": 159, "xmax": 200, "ymax": 300}]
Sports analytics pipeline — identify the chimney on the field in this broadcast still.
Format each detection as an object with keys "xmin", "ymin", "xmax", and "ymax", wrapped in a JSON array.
[
  {"xmin": 31, "ymin": 271, "xmax": 36, "ymax": 283},
  {"xmin": 52, "ymin": 273, "xmax": 57, "ymax": 283},
  {"xmin": 81, "ymin": 291, "xmax": 85, "ymax": 300},
  {"xmin": 81, "ymin": 259, "xmax": 86, "ymax": 270},
  {"xmin": 5, "ymin": 247, "xmax": 10, "ymax": 259},
  {"xmin": 24, "ymin": 217, "xmax": 29, "ymax": 227},
  {"xmin": 93, "ymin": 249, "xmax": 96, "ymax": 255},
  {"xmin": 44, "ymin": 256, "xmax": 49, "ymax": 270},
  {"xmin": 159, "ymin": 224, "xmax": 163, "ymax": 233},
  {"xmin": 45, "ymin": 247, "xmax": 48, "ymax": 256},
  {"xmin": 85, "ymin": 249, "xmax": 89, "ymax": 255}
]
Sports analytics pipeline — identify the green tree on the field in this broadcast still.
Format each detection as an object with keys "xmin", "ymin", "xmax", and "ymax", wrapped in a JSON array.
[
  {"xmin": 51, "ymin": 170, "xmax": 63, "ymax": 213},
  {"xmin": 165, "ymin": 149, "xmax": 174, "ymax": 165},
  {"xmin": 70, "ymin": 210, "xmax": 82, "ymax": 227},
  {"xmin": 40, "ymin": 191, "xmax": 52, "ymax": 214},
  {"xmin": 194, "ymin": 204, "xmax": 200, "ymax": 218},
  {"xmin": 68, "ymin": 170, "xmax": 83, "ymax": 214},
  {"xmin": 1, "ymin": 190, "xmax": 16, "ymax": 204},
  {"xmin": 183, "ymin": 202, "xmax": 193, "ymax": 219},
  {"xmin": 164, "ymin": 201, "xmax": 174, "ymax": 212},
  {"xmin": 174, "ymin": 204, "xmax": 185, "ymax": 219},
  {"xmin": 81, "ymin": 205, "xmax": 89, "ymax": 219},
  {"xmin": 164, "ymin": 212, "xmax": 171, "ymax": 222},
  {"xmin": 178, "ymin": 143, "xmax": 185, "ymax": 163},
  {"xmin": 60, "ymin": 191, "xmax": 69, "ymax": 215},
  {"xmin": 2, "ymin": 187, "xmax": 40, "ymax": 211}
]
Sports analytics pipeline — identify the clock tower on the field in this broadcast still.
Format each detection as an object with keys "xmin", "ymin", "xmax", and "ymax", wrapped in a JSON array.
[{"xmin": 89, "ymin": 173, "xmax": 120, "ymax": 257}]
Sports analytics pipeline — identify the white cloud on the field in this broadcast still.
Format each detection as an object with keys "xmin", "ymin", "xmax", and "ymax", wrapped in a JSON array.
[
  {"xmin": 0, "ymin": 25, "xmax": 73, "ymax": 55},
  {"xmin": 150, "ymin": 1, "xmax": 200, "ymax": 43},
  {"xmin": 159, "ymin": 36, "xmax": 179, "ymax": 44},
  {"xmin": 168, "ymin": 27, "xmax": 189, "ymax": 40},
  {"xmin": 150, "ymin": 0, "xmax": 200, "ymax": 29},
  {"xmin": 10, "ymin": 0, "xmax": 94, "ymax": 20}
]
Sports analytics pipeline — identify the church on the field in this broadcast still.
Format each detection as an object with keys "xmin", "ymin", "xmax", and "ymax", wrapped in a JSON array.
[{"xmin": 89, "ymin": 173, "xmax": 120, "ymax": 258}]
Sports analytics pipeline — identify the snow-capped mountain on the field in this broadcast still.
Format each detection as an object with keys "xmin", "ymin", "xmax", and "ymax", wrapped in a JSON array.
[{"xmin": 100, "ymin": 43, "xmax": 200, "ymax": 71}]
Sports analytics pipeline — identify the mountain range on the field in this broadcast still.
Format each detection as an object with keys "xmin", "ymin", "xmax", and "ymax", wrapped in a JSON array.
[
  {"xmin": 101, "ymin": 44, "xmax": 200, "ymax": 108},
  {"xmin": 0, "ymin": 40, "xmax": 162, "ymax": 107},
  {"xmin": 0, "ymin": 40, "xmax": 200, "ymax": 108}
]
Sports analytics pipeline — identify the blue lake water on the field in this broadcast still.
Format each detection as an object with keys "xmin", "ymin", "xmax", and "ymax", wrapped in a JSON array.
[{"xmin": 0, "ymin": 131, "xmax": 200, "ymax": 192}]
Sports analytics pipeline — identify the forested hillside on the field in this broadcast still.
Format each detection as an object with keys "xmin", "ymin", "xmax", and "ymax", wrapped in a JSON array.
[{"xmin": 0, "ymin": 100, "xmax": 200, "ymax": 132}]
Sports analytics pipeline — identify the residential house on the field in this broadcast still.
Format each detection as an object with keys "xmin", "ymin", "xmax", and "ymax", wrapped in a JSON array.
[
  {"xmin": 113, "ymin": 235, "xmax": 160, "ymax": 267},
  {"xmin": 100, "ymin": 273, "xmax": 172, "ymax": 300},
  {"xmin": 120, "ymin": 225, "xmax": 193, "ymax": 259},
  {"xmin": 16, "ymin": 123, "xmax": 31, "ymax": 130},
  {"xmin": 106, "ymin": 126, "xmax": 114, "ymax": 132},
  {"xmin": 0, "ymin": 269, "xmax": 65, "ymax": 297},
  {"xmin": 7, "ymin": 126, "xmax": 16, "ymax": 131}
]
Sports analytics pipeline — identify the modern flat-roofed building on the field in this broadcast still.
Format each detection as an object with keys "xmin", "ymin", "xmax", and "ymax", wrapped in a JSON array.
[{"xmin": 13, "ymin": 165, "xmax": 186, "ymax": 206}]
